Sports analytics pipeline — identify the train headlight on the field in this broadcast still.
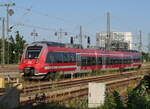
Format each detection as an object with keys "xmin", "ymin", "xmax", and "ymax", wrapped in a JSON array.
[{"xmin": 22, "ymin": 59, "xmax": 25, "ymax": 64}]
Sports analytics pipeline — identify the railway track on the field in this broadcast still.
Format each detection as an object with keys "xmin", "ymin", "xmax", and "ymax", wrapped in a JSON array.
[
  {"xmin": 0, "ymin": 64, "xmax": 18, "ymax": 73},
  {"xmin": 22, "ymin": 71, "xmax": 137, "ymax": 95},
  {"xmin": 0, "ymin": 64, "xmax": 150, "ymax": 105},
  {"xmin": 21, "ymin": 75, "xmax": 142, "ymax": 104},
  {"xmin": 20, "ymin": 71, "xmax": 141, "ymax": 103}
]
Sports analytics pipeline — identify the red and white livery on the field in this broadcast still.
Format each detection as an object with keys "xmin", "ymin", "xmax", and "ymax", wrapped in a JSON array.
[{"xmin": 19, "ymin": 41, "xmax": 142, "ymax": 79}]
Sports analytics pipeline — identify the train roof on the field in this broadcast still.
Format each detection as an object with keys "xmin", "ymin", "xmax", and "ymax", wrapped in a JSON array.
[
  {"xmin": 32, "ymin": 41, "xmax": 83, "ymax": 48},
  {"xmin": 31, "ymin": 41, "xmax": 140, "ymax": 53},
  {"xmin": 32, "ymin": 41, "xmax": 65, "ymax": 47}
]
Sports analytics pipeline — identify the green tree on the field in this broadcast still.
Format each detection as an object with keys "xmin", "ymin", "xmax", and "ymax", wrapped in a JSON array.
[
  {"xmin": 13, "ymin": 31, "xmax": 26, "ymax": 63},
  {"xmin": 8, "ymin": 35, "xmax": 16, "ymax": 64},
  {"xmin": 127, "ymin": 90, "xmax": 148, "ymax": 109},
  {"xmin": 101, "ymin": 93, "xmax": 116, "ymax": 109},
  {"xmin": 0, "ymin": 31, "xmax": 26, "ymax": 64},
  {"xmin": 127, "ymin": 74, "xmax": 150, "ymax": 109},
  {"xmin": 0, "ymin": 38, "xmax": 10, "ymax": 64},
  {"xmin": 142, "ymin": 52, "xmax": 150, "ymax": 62},
  {"xmin": 101, "ymin": 91, "xmax": 124, "ymax": 109},
  {"xmin": 112, "ymin": 91, "xmax": 125, "ymax": 109},
  {"xmin": 0, "ymin": 39, "xmax": 2, "ymax": 64}
]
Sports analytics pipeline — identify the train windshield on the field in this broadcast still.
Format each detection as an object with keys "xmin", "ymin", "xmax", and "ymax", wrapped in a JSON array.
[{"xmin": 25, "ymin": 46, "xmax": 42, "ymax": 59}]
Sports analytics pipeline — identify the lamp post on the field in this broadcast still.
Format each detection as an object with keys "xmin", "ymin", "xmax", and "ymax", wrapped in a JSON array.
[
  {"xmin": 54, "ymin": 28, "xmax": 67, "ymax": 43},
  {"xmin": 31, "ymin": 29, "xmax": 38, "ymax": 42},
  {"xmin": 1, "ymin": 18, "xmax": 5, "ymax": 64}
]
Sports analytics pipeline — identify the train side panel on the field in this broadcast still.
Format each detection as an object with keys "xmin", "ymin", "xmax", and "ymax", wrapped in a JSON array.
[{"xmin": 19, "ymin": 42, "xmax": 142, "ymax": 78}]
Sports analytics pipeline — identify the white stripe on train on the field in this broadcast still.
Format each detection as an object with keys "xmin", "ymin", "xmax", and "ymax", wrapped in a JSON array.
[{"xmin": 44, "ymin": 65, "xmax": 77, "ymax": 70}]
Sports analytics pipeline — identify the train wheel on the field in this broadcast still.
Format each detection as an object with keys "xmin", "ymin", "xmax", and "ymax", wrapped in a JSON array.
[
  {"xmin": 22, "ymin": 76, "xmax": 29, "ymax": 81},
  {"xmin": 49, "ymin": 72, "xmax": 55, "ymax": 80},
  {"xmin": 137, "ymin": 65, "xmax": 141, "ymax": 69},
  {"xmin": 43, "ymin": 72, "xmax": 55, "ymax": 81},
  {"xmin": 55, "ymin": 71, "xmax": 61, "ymax": 80},
  {"xmin": 119, "ymin": 67, "xmax": 124, "ymax": 73}
]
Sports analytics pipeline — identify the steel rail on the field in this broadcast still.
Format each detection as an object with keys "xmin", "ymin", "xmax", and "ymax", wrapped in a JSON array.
[
  {"xmin": 21, "ymin": 76, "xmax": 142, "ymax": 104},
  {"xmin": 22, "ymin": 71, "xmax": 136, "ymax": 94}
]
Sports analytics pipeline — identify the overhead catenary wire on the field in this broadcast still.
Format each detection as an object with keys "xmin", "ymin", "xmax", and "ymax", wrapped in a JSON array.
[
  {"xmin": 14, "ymin": 5, "xmax": 105, "ymax": 36},
  {"xmin": 1, "ymin": 3, "xmax": 148, "ymax": 52},
  {"xmin": 19, "ymin": 23, "xmax": 57, "ymax": 32},
  {"xmin": 11, "ymin": 5, "xmax": 80, "ymax": 35},
  {"xmin": 15, "ymin": 6, "xmax": 74, "ymax": 24}
]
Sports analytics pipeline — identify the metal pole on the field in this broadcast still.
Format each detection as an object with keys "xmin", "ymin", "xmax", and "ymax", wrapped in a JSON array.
[
  {"xmin": 6, "ymin": 6, "xmax": 9, "ymax": 64},
  {"xmin": 2, "ymin": 18, "xmax": 5, "ymax": 64},
  {"xmin": 148, "ymin": 33, "xmax": 150, "ymax": 54},
  {"xmin": 139, "ymin": 30, "xmax": 142, "ymax": 52},
  {"xmin": 106, "ymin": 12, "xmax": 111, "ymax": 50},
  {"xmin": 79, "ymin": 25, "xmax": 83, "ymax": 47},
  {"xmin": 148, "ymin": 33, "xmax": 150, "ymax": 61},
  {"xmin": 59, "ymin": 28, "xmax": 62, "ymax": 43},
  {"xmin": 6, "ymin": 6, "xmax": 9, "ymax": 36},
  {"xmin": 0, "ymin": 3, "xmax": 15, "ymax": 64},
  {"xmin": 139, "ymin": 30, "xmax": 143, "ymax": 62}
]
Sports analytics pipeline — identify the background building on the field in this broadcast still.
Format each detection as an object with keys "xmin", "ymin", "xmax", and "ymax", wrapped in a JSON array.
[{"xmin": 96, "ymin": 32, "xmax": 132, "ymax": 50}]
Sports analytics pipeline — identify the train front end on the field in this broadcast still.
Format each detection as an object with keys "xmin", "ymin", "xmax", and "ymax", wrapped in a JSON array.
[{"xmin": 19, "ymin": 43, "xmax": 47, "ymax": 78}]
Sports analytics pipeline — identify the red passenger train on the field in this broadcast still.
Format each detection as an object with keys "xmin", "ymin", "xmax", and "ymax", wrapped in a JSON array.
[{"xmin": 19, "ymin": 41, "xmax": 142, "ymax": 79}]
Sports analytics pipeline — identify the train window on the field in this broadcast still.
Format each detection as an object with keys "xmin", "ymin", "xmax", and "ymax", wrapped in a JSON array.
[
  {"xmin": 117, "ymin": 58, "xmax": 119, "ymax": 64},
  {"xmin": 81, "ymin": 56, "xmax": 87, "ymax": 66},
  {"xmin": 63, "ymin": 53, "xmax": 69, "ymax": 63},
  {"xmin": 81, "ymin": 56, "xmax": 95, "ymax": 66},
  {"xmin": 126, "ymin": 58, "xmax": 129, "ymax": 64},
  {"xmin": 125, "ymin": 58, "xmax": 127, "ymax": 64},
  {"xmin": 117, "ymin": 57, "xmax": 123, "ymax": 64},
  {"xmin": 127, "ymin": 57, "xmax": 131, "ymax": 64},
  {"xmin": 106, "ymin": 57, "xmax": 111, "ymax": 65},
  {"xmin": 112, "ymin": 57, "xmax": 116, "ymax": 65},
  {"xmin": 87, "ymin": 57, "xmax": 91, "ymax": 66},
  {"xmin": 106, "ymin": 57, "xmax": 108, "ymax": 65},
  {"xmin": 54, "ymin": 52, "xmax": 63, "ymax": 63},
  {"xmin": 46, "ymin": 52, "xmax": 76, "ymax": 63},
  {"xmin": 119, "ymin": 58, "xmax": 122, "ymax": 64},
  {"xmin": 110, "ymin": 57, "xmax": 114, "ymax": 65},
  {"xmin": 133, "ymin": 56, "xmax": 140, "ymax": 62},
  {"xmin": 25, "ymin": 46, "xmax": 42, "ymax": 59},
  {"xmin": 138, "ymin": 57, "xmax": 140, "ymax": 61},
  {"xmin": 63, "ymin": 53, "xmax": 76, "ymax": 63},
  {"xmin": 111, "ymin": 58, "xmax": 114, "ymax": 64},
  {"xmin": 111, "ymin": 58, "xmax": 113, "ymax": 65},
  {"xmin": 127, "ymin": 58, "xmax": 131, "ymax": 64},
  {"xmin": 114, "ymin": 57, "xmax": 120, "ymax": 65},
  {"xmin": 46, "ymin": 52, "xmax": 54, "ymax": 63},
  {"xmin": 76, "ymin": 54, "xmax": 81, "ymax": 65},
  {"xmin": 110, "ymin": 58, "xmax": 112, "ymax": 64},
  {"xmin": 69, "ymin": 53, "xmax": 76, "ymax": 63},
  {"xmin": 126, "ymin": 58, "xmax": 128, "ymax": 64},
  {"xmin": 115, "ymin": 58, "xmax": 118, "ymax": 65},
  {"xmin": 91, "ymin": 57, "xmax": 96, "ymax": 65},
  {"xmin": 123, "ymin": 58, "xmax": 126, "ymax": 64},
  {"xmin": 97, "ymin": 57, "xmax": 102, "ymax": 65}
]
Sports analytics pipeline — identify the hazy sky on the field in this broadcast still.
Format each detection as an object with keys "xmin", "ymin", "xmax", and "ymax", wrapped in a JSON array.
[{"xmin": 0, "ymin": 0, "xmax": 150, "ymax": 51}]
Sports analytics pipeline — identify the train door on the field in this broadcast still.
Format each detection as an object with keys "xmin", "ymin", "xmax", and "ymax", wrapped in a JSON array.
[
  {"xmin": 131, "ymin": 55, "xmax": 134, "ymax": 67},
  {"xmin": 76, "ymin": 53, "xmax": 81, "ymax": 72},
  {"xmin": 102, "ymin": 54, "xmax": 106, "ymax": 69}
]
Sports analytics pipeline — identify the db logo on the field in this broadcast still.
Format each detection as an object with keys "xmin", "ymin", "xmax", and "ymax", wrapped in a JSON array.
[{"xmin": 28, "ymin": 61, "xmax": 32, "ymax": 64}]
